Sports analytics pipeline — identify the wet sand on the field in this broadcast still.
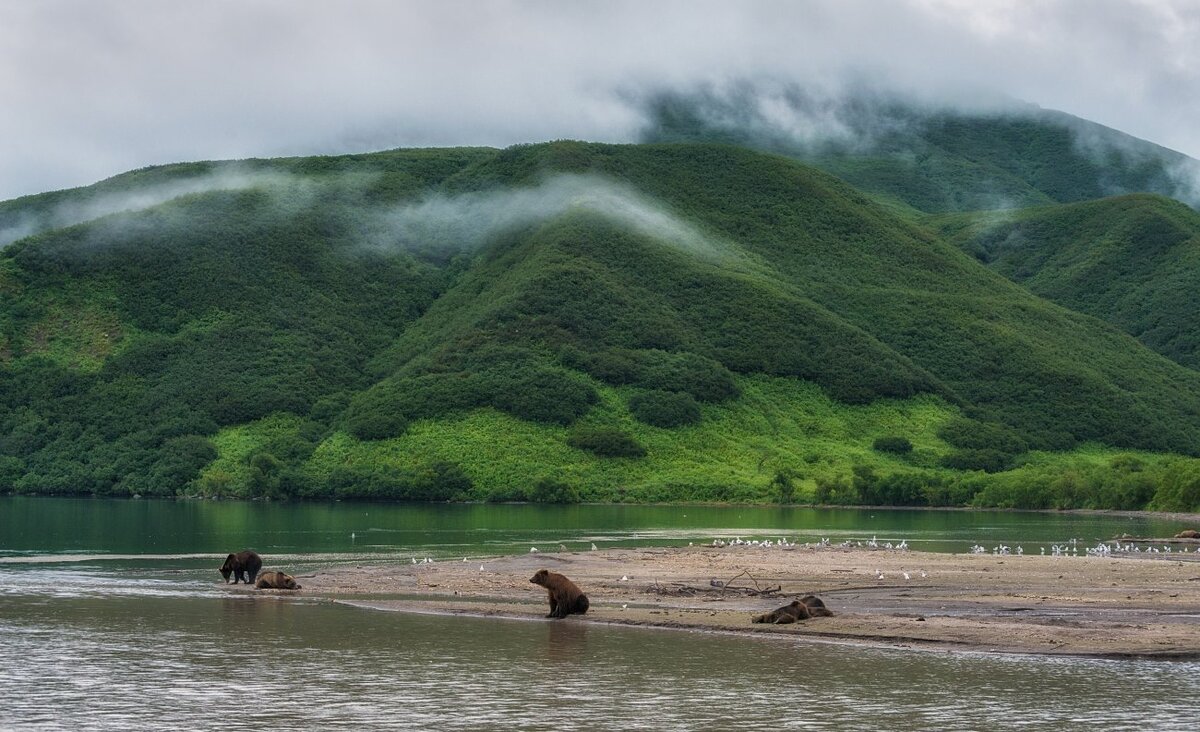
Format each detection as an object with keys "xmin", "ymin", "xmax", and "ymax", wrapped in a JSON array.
[{"xmin": 250, "ymin": 543, "xmax": 1200, "ymax": 659}]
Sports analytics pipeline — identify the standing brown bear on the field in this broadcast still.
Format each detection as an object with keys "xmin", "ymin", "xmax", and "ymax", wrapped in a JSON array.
[
  {"xmin": 530, "ymin": 569, "xmax": 589, "ymax": 618},
  {"xmin": 219, "ymin": 550, "xmax": 262, "ymax": 585}
]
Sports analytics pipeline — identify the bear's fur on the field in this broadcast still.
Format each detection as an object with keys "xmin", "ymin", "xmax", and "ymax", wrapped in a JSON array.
[
  {"xmin": 752, "ymin": 595, "xmax": 834, "ymax": 624},
  {"xmin": 255, "ymin": 571, "xmax": 301, "ymax": 590},
  {"xmin": 799, "ymin": 594, "xmax": 834, "ymax": 617},
  {"xmin": 219, "ymin": 550, "xmax": 262, "ymax": 585},
  {"xmin": 752, "ymin": 600, "xmax": 811, "ymax": 624},
  {"xmin": 1175, "ymin": 529, "xmax": 1200, "ymax": 539},
  {"xmin": 529, "ymin": 569, "xmax": 589, "ymax": 619}
]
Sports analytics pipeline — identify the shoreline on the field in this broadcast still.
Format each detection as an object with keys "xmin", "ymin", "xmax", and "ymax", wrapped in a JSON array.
[
  {"xmin": 260, "ymin": 544, "xmax": 1200, "ymax": 660},
  {"xmin": 8, "ymin": 492, "xmax": 1200, "ymax": 523}
]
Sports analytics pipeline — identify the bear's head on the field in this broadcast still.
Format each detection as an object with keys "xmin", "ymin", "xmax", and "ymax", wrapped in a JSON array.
[
  {"xmin": 529, "ymin": 569, "xmax": 550, "ymax": 586},
  {"xmin": 218, "ymin": 554, "xmax": 236, "ymax": 582}
]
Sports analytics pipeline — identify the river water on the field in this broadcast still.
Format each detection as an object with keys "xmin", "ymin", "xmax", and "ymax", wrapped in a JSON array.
[{"xmin": 1, "ymin": 497, "xmax": 1197, "ymax": 730}]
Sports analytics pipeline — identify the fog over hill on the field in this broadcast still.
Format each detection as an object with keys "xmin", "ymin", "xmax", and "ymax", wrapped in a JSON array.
[{"xmin": 2, "ymin": 2, "xmax": 1198, "ymax": 200}]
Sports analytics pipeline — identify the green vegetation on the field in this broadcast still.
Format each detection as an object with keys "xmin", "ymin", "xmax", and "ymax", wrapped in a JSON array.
[
  {"xmin": 872, "ymin": 436, "xmax": 913, "ymax": 454},
  {"xmin": 641, "ymin": 87, "xmax": 1196, "ymax": 213},
  {"xmin": 2, "ymin": 137, "xmax": 1200, "ymax": 511},
  {"xmin": 933, "ymin": 194, "xmax": 1200, "ymax": 369}
]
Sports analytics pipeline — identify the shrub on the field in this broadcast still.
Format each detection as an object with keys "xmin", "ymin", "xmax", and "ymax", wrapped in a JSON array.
[
  {"xmin": 345, "ymin": 410, "xmax": 408, "ymax": 441},
  {"xmin": 769, "ymin": 469, "xmax": 798, "ymax": 504},
  {"xmin": 941, "ymin": 449, "xmax": 1013, "ymax": 473},
  {"xmin": 1151, "ymin": 461, "xmax": 1200, "ymax": 512},
  {"xmin": 628, "ymin": 390, "xmax": 701, "ymax": 427},
  {"xmin": 938, "ymin": 418, "xmax": 1027, "ymax": 454},
  {"xmin": 529, "ymin": 477, "xmax": 581, "ymax": 503},
  {"xmin": 813, "ymin": 474, "xmax": 857, "ymax": 504},
  {"xmin": 566, "ymin": 427, "xmax": 646, "ymax": 458},
  {"xmin": 873, "ymin": 436, "xmax": 913, "ymax": 454},
  {"xmin": 325, "ymin": 461, "xmax": 472, "ymax": 501}
]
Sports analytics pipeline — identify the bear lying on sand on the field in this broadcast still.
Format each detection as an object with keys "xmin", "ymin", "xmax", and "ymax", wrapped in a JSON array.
[
  {"xmin": 530, "ymin": 569, "xmax": 589, "ymax": 618},
  {"xmin": 219, "ymin": 550, "xmax": 262, "ymax": 585},
  {"xmin": 255, "ymin": 571, "xmax": 301, "ymax": 590},
  {"xmin": 752, "ymin": 595, "xmax": 834, "ymax": 624}
]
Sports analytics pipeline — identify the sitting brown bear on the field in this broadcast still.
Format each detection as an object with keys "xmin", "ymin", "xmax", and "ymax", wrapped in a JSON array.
[
  {"xmin": 529, "ymin": 569, "xmax": 589, "ymax": 618},
  {"xmin": 1175, "ymin": 529, "xmax": 1200, "ymax": 539},
  {"xmin": 752, "ymin": 595, "xmax": 834, "ymax": 624},
  {"xmin": 219, "ymin": 550, "xmax": 262, "ymax": 585},
  {"xmin": 255, "ymin": 571, "xmax": 301, "ymax": 590}
]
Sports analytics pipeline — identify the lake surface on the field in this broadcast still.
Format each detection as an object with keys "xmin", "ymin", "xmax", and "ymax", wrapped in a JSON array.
[{"xmin": 2, "ymin": 497, "xmax": 1197, "ymax": 730}]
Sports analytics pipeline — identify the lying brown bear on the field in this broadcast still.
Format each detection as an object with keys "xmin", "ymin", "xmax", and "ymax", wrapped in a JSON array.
[
  {"xmin": 219, "ymin": 550, "xmax": 262, "ymax": 585},
  {"xmin": 1176, "ymin": 529, "xmax": 1200, "ymax": 539},
  {"xmin": 255, "ymin": 571, "xmax": 301, "ymax": 590},
  {"xmin": 752, "ymin": 595, "xmax": 834, "ymax": 624},
  {"xmin": 798, "ymin": 594, "xmax": 834, "ymax": 617},
  {"xmin": 530, "ymin": 569, "xmax": 589, "ymax": 619}
]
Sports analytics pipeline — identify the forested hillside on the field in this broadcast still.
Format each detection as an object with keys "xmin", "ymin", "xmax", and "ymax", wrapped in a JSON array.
[
  {"xmin": 2, "ymin": 138, "xmax": 1199, "ymax": 510},
  {"xmin": 933, "ymin": 194, "xmax": 1200, "ymax": 370},
  {"xmin": 640, "ymin": 85, "xmax": 1200, "ymax": 214}
]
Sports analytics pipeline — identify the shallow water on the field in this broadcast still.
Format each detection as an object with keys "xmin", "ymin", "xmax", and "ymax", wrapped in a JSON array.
[
  {"xmin": 1, "ymin": 497, "xmax": 1197, "ymax": 729},
  {"xmin": 2, "ymin": 589, "xmax": 1197, "ymax": 731}
]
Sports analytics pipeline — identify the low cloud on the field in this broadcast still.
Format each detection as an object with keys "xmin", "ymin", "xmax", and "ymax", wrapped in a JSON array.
[
  {"xmin": 0, "ymin": 167, "xmax": 305, "ymax": 248},
  {"xmin": 1, "ymin": 2, "xmax": 1197, "ymax": 201},
  {"xmin": 379, "ymin": 173, "xmax": 750, "ymax": 267}
]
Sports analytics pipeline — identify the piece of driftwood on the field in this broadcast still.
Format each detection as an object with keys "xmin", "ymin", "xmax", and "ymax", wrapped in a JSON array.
[{"xmin": 648, "ymin": 569, "xmax": 780, "ymax": 598}]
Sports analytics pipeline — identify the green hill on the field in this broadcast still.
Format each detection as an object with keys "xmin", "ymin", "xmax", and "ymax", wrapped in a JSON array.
[
  {"xmin": 640, "ymin": 84, "xmax": 1200, "ymax": 214},
  {"xmin": 932, "ymin": 194, "xmax": 1200, "ymax": 370},
  {"xmin": 2, "ymin": 141, "xmax": 1199, "ymax": 510}
]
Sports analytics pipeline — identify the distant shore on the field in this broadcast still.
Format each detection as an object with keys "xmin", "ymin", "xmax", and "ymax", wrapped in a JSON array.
[
  {"xmin": 9, "ymin": 492, "xmax": 1200, "ymax": 524},
  {"xmin": 247, "ymin": 543, "xmax": 1200, "ymax": 660}
]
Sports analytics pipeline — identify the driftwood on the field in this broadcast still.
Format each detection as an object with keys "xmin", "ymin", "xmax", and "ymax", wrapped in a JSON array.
[{"xmin": 647, "ymin": 569, "xmax": 781, "ymax": 599}]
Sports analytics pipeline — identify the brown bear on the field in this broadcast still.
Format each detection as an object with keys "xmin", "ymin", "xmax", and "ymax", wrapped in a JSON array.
[
  {"xmin": 799, "ymin": 594, "xmax": 834, "ymax": 617},
  {"xmin": 1175, "ymin": 529, "xmax": 1200, "ymax": 539},
  {"xmin": 752, "ymin": 595, "xmax": 835, "ymax": 624},
  {"xmin": 752, "ymin": 600, "xmax": 811, "ymax": 624},
  {"xmin": 255, "ymin": 571, "xmax": 301, "ymax": 590},
  {"xmin": 529, "ymin": 569, "xmax": 589, "ymax": 619},
  {"xmin": 219, "ymin": 550, "xmax": 262, "ymax": 585}
]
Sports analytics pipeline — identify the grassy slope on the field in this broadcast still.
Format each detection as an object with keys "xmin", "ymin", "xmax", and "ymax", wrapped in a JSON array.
[
  {"xmin": 3, "ymin": 141, "xmax": 1200, "ymax": 509},
  {"xmin": 203, "ymin": 374, "xmax": 956, "ymax": 500},
  {"xmin": 932, "ymin": 194, "xmax": 1200, "ymax": 370}
]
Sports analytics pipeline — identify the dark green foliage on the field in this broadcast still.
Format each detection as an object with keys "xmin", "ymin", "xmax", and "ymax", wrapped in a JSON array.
[
  {"xmin": 938, "ymin": 194, "xmax": 1200, "ymax": 370},
  {"xmin": 529, "ymin": 477, "xmax": 581, "ymax": 503},
  {"xmin": 938, "ymin": 419, "xmax": 1026, "ymax": 455},
  {"xmin": 4, "ymin": 138, "xmax": 1200, "ymax": 504},
  {"xmin": 1150, "ymin": 461, "xmax": 1200, "ymax": 513},
  {"xmin": 566, "ymin": 427, "xmax": 646, "ymax": 458},
  {"xmin": 628, "ymin": 390, "xmax": 702, "ymax": 428},
  {"xmin": 345, "ymin": 363, "xmax": 598, "ymax": 437},
  {"xmin": 769, "ymin": 469, "xmax": 797, "ymax": 504},
  {"xmin": 872, "ymin": 436, "xmax": 913, "ymax": 454},
  {"xmin": 346, "ymin": 409, "xmax": 409, "ymax": 441},
  {"xmin": 940, "ymin": 449, "xmax": 1013, "ymax": 474},
  {"xmin": 641, "ymin": 87, "xmax": 1195, "ymax": 213},
  {"xmin": 321, "ymin": 461, "xmax": 472, "ymax": 501},
  {"xmin": 562, "ymin": 346, "xmax": 738, "ymax": 402}
]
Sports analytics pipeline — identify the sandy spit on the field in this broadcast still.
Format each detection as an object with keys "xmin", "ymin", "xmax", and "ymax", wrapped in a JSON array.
[{"xmin": 235, "ymin": 544, "xmax": 1200, "ymax": 659}]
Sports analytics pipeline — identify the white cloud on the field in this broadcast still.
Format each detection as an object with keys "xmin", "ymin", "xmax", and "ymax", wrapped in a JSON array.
[{"xmin": 0, "ymin": 0, "xmax": 1197, "ymax": 200}]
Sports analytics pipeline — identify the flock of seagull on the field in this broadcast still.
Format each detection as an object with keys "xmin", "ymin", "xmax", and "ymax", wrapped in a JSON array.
[{"xmin": 396, "ymin": 533, "xmax": 1193, "ymax": 573}]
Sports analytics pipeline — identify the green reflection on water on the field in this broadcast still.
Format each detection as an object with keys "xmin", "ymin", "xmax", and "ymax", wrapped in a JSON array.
[{"xmin": 0, "ymin": 495, "xmax": 1177, "ymax": 559}]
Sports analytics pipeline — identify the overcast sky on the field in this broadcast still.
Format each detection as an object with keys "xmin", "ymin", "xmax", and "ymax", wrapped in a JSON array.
[{"xmin": 1, "ymin": 0, "xmax": 1197, "ymax": 201}]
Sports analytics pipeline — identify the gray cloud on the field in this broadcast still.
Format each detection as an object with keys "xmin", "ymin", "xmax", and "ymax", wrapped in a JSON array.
[{"xmin": 1, "ymin": 1, "xmax": 1197, "ymax": 200}]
